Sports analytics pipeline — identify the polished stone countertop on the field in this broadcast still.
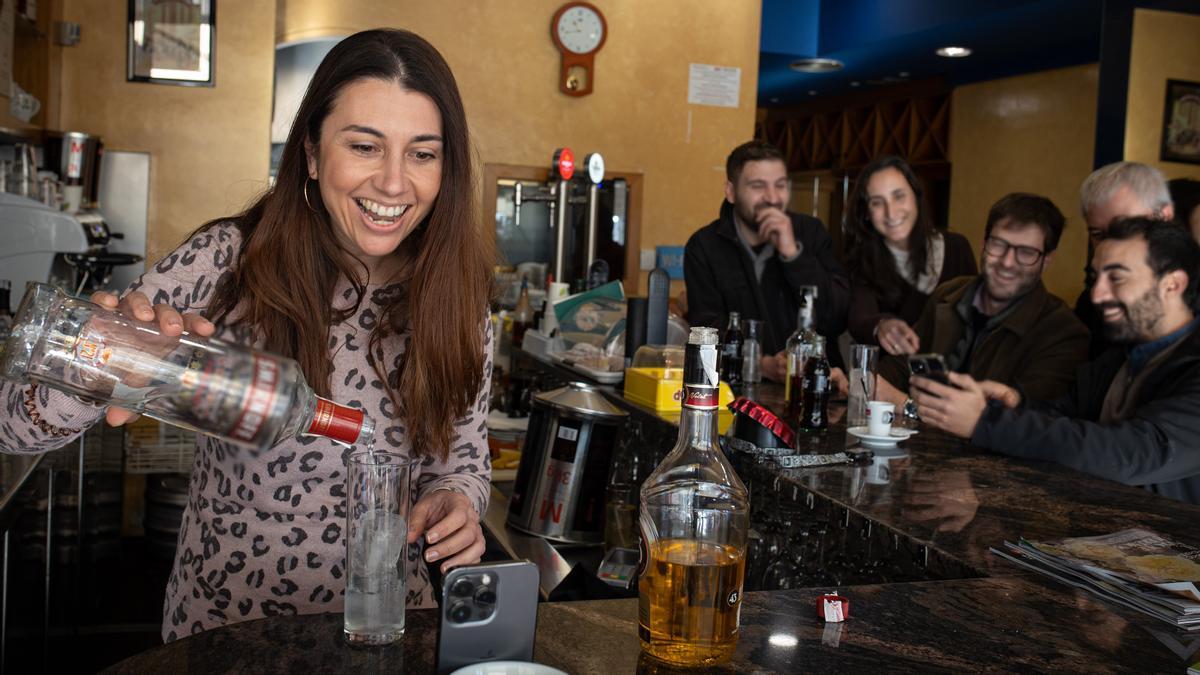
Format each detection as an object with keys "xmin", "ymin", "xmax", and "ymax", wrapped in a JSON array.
[{"xmin": 103, "ymin": 575, "xmax": 1188, "ymax": 674}]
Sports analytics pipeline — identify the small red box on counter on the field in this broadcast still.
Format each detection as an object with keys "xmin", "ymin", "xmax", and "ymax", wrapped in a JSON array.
[{"xmin": 817, "ymin": 593, "xmax": 849, "ymax": 622}]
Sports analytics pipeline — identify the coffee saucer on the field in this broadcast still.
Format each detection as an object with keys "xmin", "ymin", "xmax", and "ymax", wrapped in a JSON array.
[{"xmin": 847, "ymin": 426, "xmax": 918, "ymax": 450}]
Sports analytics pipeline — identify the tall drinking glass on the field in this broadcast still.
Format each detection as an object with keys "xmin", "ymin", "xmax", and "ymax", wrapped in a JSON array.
[
  {"xmin": 345, "ymin": 451, "xmax": 417, "ymax": 646},
  {"xmin": 847, "ymin": 344, "xmax": 878, "ymax": 428}
]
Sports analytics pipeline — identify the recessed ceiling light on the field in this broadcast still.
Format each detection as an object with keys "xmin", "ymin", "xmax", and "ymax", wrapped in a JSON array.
[
  {"xmin": 808, "ymin": 90, "xmax": 817, "ymax": 95},
  {"xmin": 789, "ymin": 58, "xmax": 843, "ymax": 73},
  {"xmin": 936, "ymin": 46, "xmax": 972, "ymax": 58}
]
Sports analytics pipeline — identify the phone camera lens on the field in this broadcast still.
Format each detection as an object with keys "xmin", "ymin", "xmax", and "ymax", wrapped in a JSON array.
[
  {"xmin": 450, "ymin": 578, "xmax": 475, "ymax": 597},
  {"xmin": 449, "ymin": 601, "xmax": 472, "ymax": 624},
  {"xmin": 474, "ymin": 587, "xmax": 496, "ymax": 605}
]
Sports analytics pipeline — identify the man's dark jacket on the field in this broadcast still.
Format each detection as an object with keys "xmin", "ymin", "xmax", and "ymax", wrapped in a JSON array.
[
  {"xmin": 683, "ymin": 201, "xmax": 849, "ymax": 358},
  {"xmin": 878, "ymin": 276, "xmax": 1090, "ymax": 402},
  {"xmin": 972, "ymin": 328, "xmax": 1200, "ymax": 504}
]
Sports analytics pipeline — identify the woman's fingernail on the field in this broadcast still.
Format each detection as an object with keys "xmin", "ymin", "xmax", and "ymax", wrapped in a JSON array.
[
  {"xmin": 426, "ymin": 531, "xmax": 439, "ymax": 543},
  {"xmin": 426, "ymin": 549, "xmax": 439, "ymax": 562}
]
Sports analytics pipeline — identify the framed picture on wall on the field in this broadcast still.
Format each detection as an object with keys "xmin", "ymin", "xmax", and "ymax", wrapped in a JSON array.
[
  {"xmin": 127, "ymin": 0, "xmax": 215, "ymax": 86},
  {"xmin": 1161, "ymin": 79, "xmax": 1200, "ymax": 165}
]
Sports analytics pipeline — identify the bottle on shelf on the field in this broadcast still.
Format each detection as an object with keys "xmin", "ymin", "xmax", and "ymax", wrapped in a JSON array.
[
  {"xmin": 512, "ymin": 278, "xmax": 533, "ymax": 349},
  {"xmin": 740, "ymin": 319, "xmax": 761, "ymax": 384},
  {"xmin": 639, "ymin": 327, "xmax": 749, "ymax": 667},
  {"xmin": 0, "ymin": 283, "xmax": 374, "ymax": 450},
  {"xmin": 719, "ymin": 312, "xmax": 743, "ymax": 388},
  {"xmin": 798, "ymin": 334, "xmax": 832, "ymax": 433},
  {"xmin": 784, "ymin": 286, "xmax": 819, "ymax": 417}
]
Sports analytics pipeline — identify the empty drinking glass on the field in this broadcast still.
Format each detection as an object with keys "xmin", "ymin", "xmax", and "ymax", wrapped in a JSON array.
[{"xmin": 847, "ymin": 344, "xmax": 878, "ymax": 428}]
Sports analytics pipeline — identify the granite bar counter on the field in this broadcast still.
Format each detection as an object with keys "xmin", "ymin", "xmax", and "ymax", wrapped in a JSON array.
[{"xmin": 103, "ymin": 575, "xmax": 1183, "ymax": 674}]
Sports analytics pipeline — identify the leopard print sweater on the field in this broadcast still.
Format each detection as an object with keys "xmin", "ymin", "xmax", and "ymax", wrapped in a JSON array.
[{"xmin": 0, "ymin": 222, "xmax": 493, "ymax": 641}]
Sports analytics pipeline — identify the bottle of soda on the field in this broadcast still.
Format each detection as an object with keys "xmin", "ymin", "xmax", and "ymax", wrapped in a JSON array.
[
  {"xmin": 512, "ymin": 279, "xmax": 533, "ymax": 348},
  {"xmin": 639, "ymin": 327, "xmax": 749, "ymax": 666},
  {"xmin": 740, "ymin": 319, "xmax": 761, "ymax": 384},
  {"xmin": 718, "ymin": 312, "xmax": 743, "ymax": 387},
  {"xmin": 784, "ymin": 286, "xmax": 818, "ymax": 417},
  {"xmin": 0, "ymin": 283, "xmax": 374, "ymax": 450},
  {"xmin": 798, "ymin": 334, "xmax": 831, "ymax": 432}
]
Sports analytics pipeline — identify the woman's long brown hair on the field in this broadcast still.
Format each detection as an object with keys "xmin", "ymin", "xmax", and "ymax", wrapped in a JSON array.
[
  {"xmin": 844, "ymin": 156, "xmax": 937, "ymax": 306},
  {"xmin": 202, "ymin": 29, "xmax": 493, "ymax": 461}
]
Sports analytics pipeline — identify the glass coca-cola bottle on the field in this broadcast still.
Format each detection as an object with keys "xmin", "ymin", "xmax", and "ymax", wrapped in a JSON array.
[
  {"xmin": 0, "ymin": 283, "xmax": 374, "ymax": 450},
  {"xmin": 784, "ymin": 286, "xmax": 818, "ymax": 417},
  {"xmin": 638, "ymin": 327, "xmax": 749, "ymax": 666},
  {"xmin": 719, "ymin": 312, "xmax": 743, "ymax": 387},
  {"xmin": 798, "ymin": 334, "xmax": 831, "ymax": 433}
]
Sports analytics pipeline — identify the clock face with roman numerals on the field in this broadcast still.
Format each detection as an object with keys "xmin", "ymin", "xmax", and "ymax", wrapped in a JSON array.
[{"xmin": 555, "ymin": 5, "xmax": 605, "ymax": 55}]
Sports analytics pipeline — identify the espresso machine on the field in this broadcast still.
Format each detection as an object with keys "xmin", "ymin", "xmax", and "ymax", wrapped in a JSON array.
[{"xmin": 0, "ymin": 132, "xmax": 143, "ymax": 310}]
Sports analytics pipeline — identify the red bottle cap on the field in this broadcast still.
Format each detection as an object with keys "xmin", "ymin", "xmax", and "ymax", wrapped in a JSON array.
[{"xmin": 728, "ymin": 397, "xmax": 795, "ymax": 448}]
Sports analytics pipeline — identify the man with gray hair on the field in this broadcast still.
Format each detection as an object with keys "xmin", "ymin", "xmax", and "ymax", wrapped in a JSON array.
[{"xmin": 1076, "ymin": 161, "xmax": 1175, "ymax": 357}]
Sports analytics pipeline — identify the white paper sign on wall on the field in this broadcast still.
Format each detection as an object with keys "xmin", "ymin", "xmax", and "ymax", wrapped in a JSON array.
[{"xmin": 688, "ymin": 64, "xmax": 741, "ymax": 109}]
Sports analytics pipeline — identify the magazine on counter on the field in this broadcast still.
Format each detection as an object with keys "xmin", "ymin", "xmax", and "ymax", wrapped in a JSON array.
[{"xmin": 991, "ymin": 528, "xmax": 1200, "ymax": 631}]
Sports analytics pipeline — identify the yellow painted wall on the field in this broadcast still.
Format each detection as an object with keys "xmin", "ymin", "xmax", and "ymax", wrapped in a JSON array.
[
  {"xmin": 948, "ymin": 64, "xmax": 1099, "ymax": 303},
  {"xmin": 56, "ymin": 0, "xmax": 275, "ymax": 259},
  {"xmin": 1124, "ymin": 8, "xmax": 1200, "ymax": 179},
  {"xmin": 278, "ymin": 0, "xmax": 761, "ymax": 293}
]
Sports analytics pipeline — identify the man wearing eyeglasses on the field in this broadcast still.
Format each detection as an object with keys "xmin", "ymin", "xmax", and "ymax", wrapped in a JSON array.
[{"xmin": 875, "ymin": 193, "xmax": 1090, "ymax": 413}]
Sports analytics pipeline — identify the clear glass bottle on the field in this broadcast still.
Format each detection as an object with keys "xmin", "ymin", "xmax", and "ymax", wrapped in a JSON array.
[
  {"xmin": 798, "ymin": 335, "xmax": 831, "ymax": 433},
  {"xmin": 740, "ymin": 319, "xmax": 761, "ymax": 384},
  {"xmin": 512, "ymin": 279, "xmax": 533, "ymax": 348},
  {"xmin": 784, "ymin": 286, "xmax": 818, "ymax": 417},
  {"xmin": 719, "ymin": 312, "xmax": 743, "ymax": 387},
  {"xmin": 639, "ymin": 327, "xmax": 749, "ymax": 667},
  {"xmin": 604, "ymin": 423, "xmax": 643, "ymax": 552},
  {"xmin": 0, "ymin": 283, "xmax": 374, "ymax": 450}
]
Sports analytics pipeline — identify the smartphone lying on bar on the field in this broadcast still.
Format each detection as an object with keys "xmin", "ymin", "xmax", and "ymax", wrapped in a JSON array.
[
  {"xmin": 907, "ymin": 353, "xmax": 953, "ymax": 388},
  {"xmin": 437, "ymin": 560, "xmax": 539, "ymax": 674}
]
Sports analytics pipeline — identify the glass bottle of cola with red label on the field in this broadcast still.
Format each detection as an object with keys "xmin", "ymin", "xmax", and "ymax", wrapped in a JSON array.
[
  {"xmin": 638, "ymin": 327, "xmax": 749, "ymax": 667},
  {"xmin": 0, "ymin": 283, "xmax": 374, "ymax": 450}
]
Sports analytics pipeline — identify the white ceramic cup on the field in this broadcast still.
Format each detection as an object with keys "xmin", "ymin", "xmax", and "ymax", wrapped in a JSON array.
[{"xmin": 866, "ymin": 401, "xmax": 895, "ymax": 437}]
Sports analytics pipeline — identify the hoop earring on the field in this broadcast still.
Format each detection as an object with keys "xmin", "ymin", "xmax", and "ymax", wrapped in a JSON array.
[{"xmin": 303, "ymin": 177, "xmax": 318, "ymax": 212}]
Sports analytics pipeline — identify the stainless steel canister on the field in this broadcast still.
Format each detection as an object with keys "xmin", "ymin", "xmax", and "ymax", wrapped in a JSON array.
[{"xmin": 506, "ymin": 382, "xmax": 628, "ymax": 544}]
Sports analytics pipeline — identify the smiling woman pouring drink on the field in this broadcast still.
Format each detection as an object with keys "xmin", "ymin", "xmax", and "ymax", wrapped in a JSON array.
[{"xmin": 0, "ymin": 29, "xmax": 494, "ymax": 640}]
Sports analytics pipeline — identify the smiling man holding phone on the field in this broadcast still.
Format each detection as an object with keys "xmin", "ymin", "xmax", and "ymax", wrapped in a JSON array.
[
  {"xmin": 684, "ymin": 140, "xmax": 850, "ymax": 379},
  {"xmin": 874, "ymin": 193, "xmax": 1089, "ymax": 416}
]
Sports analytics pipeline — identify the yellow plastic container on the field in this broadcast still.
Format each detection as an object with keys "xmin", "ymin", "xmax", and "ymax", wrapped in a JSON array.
[{"xmin": 624, "ymin": 367, "xmax": 735, "ymax": 412}]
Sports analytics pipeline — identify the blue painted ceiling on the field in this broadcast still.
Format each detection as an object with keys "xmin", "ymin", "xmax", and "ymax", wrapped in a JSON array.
[{"xmin": 758, "ymin": 0, "xmax": 1104, "ymax": 106}]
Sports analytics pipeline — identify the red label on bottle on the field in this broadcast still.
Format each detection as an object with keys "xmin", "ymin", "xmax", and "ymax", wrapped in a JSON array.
[
  {"xmin": 307, "ymin": 398, "xmax": 365, "ymax": 445},
  {"xmin": 229, "ymin": 355, "xmax": 280, "ymax": 443},
  {"xmin": 682, "ymin": 384, "xmax": 719, "ymax": 410}
]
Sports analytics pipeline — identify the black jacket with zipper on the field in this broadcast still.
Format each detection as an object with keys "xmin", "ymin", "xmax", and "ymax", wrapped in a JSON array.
[{"xmin": 683, "ymin": 201, "xmax": 850, "ymax": 362}]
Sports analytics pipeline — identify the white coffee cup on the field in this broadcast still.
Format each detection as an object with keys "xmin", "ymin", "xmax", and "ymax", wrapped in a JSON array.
[{"xmin": 866, "ymin": 400, "xmax": 895, "ymax": 437}]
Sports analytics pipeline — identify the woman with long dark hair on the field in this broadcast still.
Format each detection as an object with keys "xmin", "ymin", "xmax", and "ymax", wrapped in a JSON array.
[
  {"xmin": 0, "ymin": 29, "xmax": 494, "ymax": 640},
  {"xmin": 845, "ymin": 156, "xmax": 976, "ymax": 354}
]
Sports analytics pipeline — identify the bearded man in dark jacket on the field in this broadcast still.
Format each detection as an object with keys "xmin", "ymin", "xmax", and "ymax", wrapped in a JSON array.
[
  {"xmin": 684, "ymin": 140, "xmax": 849, "ymax": 378},
  {"xmin": 913, "ymin": 218, "xmax": 1200, "ymax": 505}
]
